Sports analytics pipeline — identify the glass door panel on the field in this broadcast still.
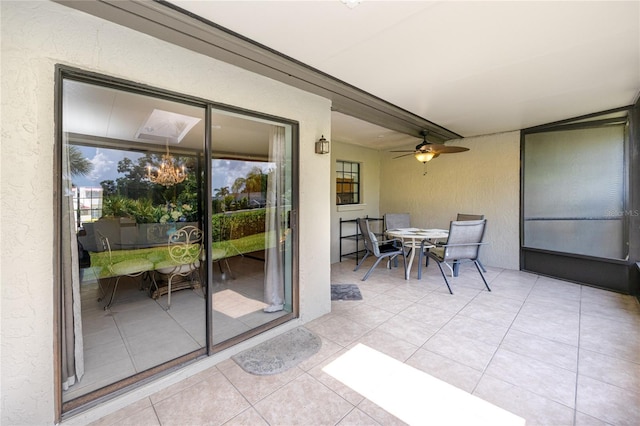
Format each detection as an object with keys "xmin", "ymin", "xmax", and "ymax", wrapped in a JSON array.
[
  {"xmin": 61, "ymin": 79, "xmax": 206, "ymax": 403},
  {"xmin": 210, "ymin": 110, "xmax": 294, "ymax": 346}
]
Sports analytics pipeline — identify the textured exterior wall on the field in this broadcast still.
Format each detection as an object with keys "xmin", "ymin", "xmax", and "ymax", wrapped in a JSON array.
[
  {"xmin": 0, "ymin": 1, "xmax": 331, "ymax": 424},
  {"xmin": 379, "ymin": 131, "xmax": 521, "ymax": 270},
  {"xmin": 330, "ymin": 142, "xmax": 382, "ymax": 263}
]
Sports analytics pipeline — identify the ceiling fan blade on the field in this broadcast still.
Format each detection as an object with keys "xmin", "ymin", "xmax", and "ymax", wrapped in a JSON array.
[
  {"xmin": 389, "ymin": 149, "xmax": 416, "ymax": 153},
  {"xmin": 392, "ymin": 153, "xmax": 415, "ymax": 159},
  {"xmin": 433, "ymin": 146, "xmax": 469, "ymax": 154}
]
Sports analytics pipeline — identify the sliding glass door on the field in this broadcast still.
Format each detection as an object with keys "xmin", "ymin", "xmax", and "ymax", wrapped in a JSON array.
[
  {"xmin": 209, "ymin": 110, "xmax": 295, "ymax": 347},
  {"xmin": 58, "ymin": 70, "xmax": 297, "ymax": 411}
]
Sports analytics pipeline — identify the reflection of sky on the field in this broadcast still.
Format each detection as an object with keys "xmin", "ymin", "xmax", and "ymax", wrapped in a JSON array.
[
  {"xmin": 212, "ymin": 159, "xmax": 273, "ymax": 194},
  {"xmin": 71, "ymin": 146, "xmax": 272, "ymax": 193},
  {"xmin": 72, "ymin": 146, "xmax": 145, "ymax": 187}
]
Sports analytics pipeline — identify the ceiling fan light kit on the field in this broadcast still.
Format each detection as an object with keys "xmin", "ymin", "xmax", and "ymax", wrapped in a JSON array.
[
  {"xmin": 415, "ymin": 151, "xmax": 435, "ymax": 163},
  {"xmin": 391, "ymin": 130, "xmax": 469, "ymax": 163}
]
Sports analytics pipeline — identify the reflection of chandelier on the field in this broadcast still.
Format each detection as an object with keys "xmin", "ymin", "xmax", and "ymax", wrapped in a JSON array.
[{"xmin": 147, "ymin": 143, "xmax": 186, "ymax": 187}]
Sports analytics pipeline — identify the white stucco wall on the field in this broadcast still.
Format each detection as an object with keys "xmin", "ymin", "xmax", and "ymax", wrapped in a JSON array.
[
  {"xmin": 0, "ymin": 1, "xmax": 331, "ymax": 424},
  {"xmin": 330, "ymin": 141, "xmax": 382, "ymax": 263},
  {"xmin": 379, "ymin": 131, "xmax": 521, "ymax": 270}
]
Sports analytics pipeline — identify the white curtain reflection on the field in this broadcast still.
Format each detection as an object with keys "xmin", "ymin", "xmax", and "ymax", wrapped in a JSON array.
[
  {"xmin": 263, "ymin": 126, "xmax": 286, "ymax": 312},
  {"xmin": 61, "ymin": 143, "xmax": 84, "ymax": 390}
]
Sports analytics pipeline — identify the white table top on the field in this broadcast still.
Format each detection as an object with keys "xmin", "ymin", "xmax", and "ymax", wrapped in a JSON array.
[{"xmin": 386, "ymin": 228, "xmax": 449, "ymax": 240}]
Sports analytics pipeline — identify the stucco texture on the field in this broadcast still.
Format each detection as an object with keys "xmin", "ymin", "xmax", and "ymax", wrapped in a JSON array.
[
  {"xmin": 379, "ymin": 131, "xmax": 521, "ymax": 270},
  {"xmin": 1, "ymin": 1, "xmax": 331, "ymax": 424}
]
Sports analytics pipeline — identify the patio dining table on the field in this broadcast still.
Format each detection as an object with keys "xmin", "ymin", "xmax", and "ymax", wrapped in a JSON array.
[{"xmin": 385, "ymin": 228, "xmax": 449, "ymax": 280}]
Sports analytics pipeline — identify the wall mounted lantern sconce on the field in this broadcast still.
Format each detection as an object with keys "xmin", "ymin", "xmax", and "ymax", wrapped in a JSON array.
[{"xmin": 315, "ymin": 135, "xmax": 330, "ymax": 154}]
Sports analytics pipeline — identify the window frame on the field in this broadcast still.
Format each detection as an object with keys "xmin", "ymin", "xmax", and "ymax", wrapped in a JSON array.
[{"xmin": 336, "ymin": 160, "xmax": 361, "ymax": 205}]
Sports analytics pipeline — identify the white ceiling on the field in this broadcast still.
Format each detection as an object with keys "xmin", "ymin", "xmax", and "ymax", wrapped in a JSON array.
[{"xmin": 170, "ymin": 0, "xmax": 639, "ymax": 151}]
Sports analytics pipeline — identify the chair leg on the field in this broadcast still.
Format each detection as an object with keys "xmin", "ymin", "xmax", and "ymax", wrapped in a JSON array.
[
  {"xmin": 362, "ymin": 257, "xmax": 385, "ymax": 281},
  {"xmin": 223, "ymin": 259, "xmax": 234, "ymax": 279},
  {"xmin": 165, "ymin": 275, "xmax": 173, "ymax": 310},
  {"xmin": 477, "ymin": 260, "xmax": 487, "ymax": 273},
  {"xmin": 104, "ymin": 276, "xmax": 122, "ymax": 309},
  {"xmin": 434, "ymin": 261, "xmax": 454, "ymax": 294},
  {"xmin": 354, "ymin": 252, "xmax": 370, "ymax": 272},
  {"xmin": 474, "ymin": 261, "xmax": 491, "ymax": 292}
]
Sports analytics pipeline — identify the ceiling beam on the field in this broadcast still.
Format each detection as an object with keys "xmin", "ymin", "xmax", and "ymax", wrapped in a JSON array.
[{"xmin": 54, "ymin": 0, "xmax": 461, "ymax": 143}]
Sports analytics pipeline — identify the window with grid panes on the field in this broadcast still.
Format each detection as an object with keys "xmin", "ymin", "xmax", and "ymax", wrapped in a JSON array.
[{"xmin": 336, "ymin": 160, "xmax": 360, "ymax": 205}]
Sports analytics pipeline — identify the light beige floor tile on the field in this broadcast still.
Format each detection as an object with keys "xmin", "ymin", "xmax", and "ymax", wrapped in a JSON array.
[
  {"xmin": 458, "ymin": 301, "xmax": 519, "ymax": 327},
  {"xmin": 351, "ymin": 329, "xmax": 419, "ymax": 362},
  {"xmin": 576, "ymin": 375, "xmax": 640, "ymax": 426},
  {"xmin": 532, "ymin": 277, "xmax": 582, "ymax": 299},
  {"xmin": 579, "ymin": 313, "xmax": 640, "ymax": 363},
  {"xmin": 501, "ymin": 329, "xmax": 578, "ymax": 371},
  {"xmin": 296, "ymin": 334, "xmax": 344, "ymax": 371},
  {"xmin": 153, "ymin": 370, "xmax": 250, "ymax": 425},
  {"xmin": 396, "ymin": 303, "xmax": 456, "ymax": 328},
  {"xmin": 88, "ymin": 397, "xmax": 154, "ymax": 426},
  {"xmin": 524, "ymin": 292, "xmax": 582, "ymax": 313},
  {"xmin": 382, "ymin": 285, "xmax": 432, "ymax": 302},
  {"xmin": 337, "ymin": 407, "xmax": 382, "ymax": 425},
  {"xmin": 405, "ymin": 348, "xmax": 483, "ymax": 393},
  {"xmin": 223, "ymin": 407, "xmax": 269, "ymax": 426},
  {"xmin": 520, "ymin": 299, "xmax": 581, "ymax": 325},
  {"xmin": 470, "ymin": 292, "xmax": 526, "ymax": 312},
  {"xmin": 375, "ymin": 315, "xmax": 438, "ymax": 347},
  {"xmin": 485, "ymin": 348, "xmax": 576, "ymax": 408},
  {"xmin": 415, "ymin": 291, "xmax": 474, "ymax": 313},
  {"xmin": 439, "ymin": 314, "xmax": 509, "ymax": 346},
  {"xmin": 305, "ymin": 314, "xmax": 371, "ymax": 347},
  {"xmin": 356, "ymin": 399, "xmax": 407, "ymax": 426},
  {"xmin": 307, "ymin": 350, "xmax": 366, "ymax": 406},
  {"xmin": 219, "ymin": 362, "xmax": 304, "ymax": 405},
  {"xmin": 510, "ymin": 311, "xmax": 579, "ymax": 347},
  {"xmin": 423, "ymin": 331, "xmax": 497, "ymax": 372},
  {"xmin": 581, "ymin": 298, "xmax": 640, "ymax": 325},
  {"xmin": 149, "ymin": 366, "xmax": 219, "ymax": 405},
  {"xmin": 363, "ymin": 293, "xmax": 414, "ymax": 314},
  {"xmin": 473, "ymin": 375, "xmax": 574, "ymax": 426},
  {"xmin": 573, "ymin": 411, "xmax": 611, "ymax": 426},
  {"xmin": 253, "ymin": 373, "xmax": 353, "ymax": 425},
  {"xmin": 578, "ymin": 349, "xmax": 640, "ymax": 393},
  {"xmin": 340, "ymin": 303, "xmax": 396, "ymax": 328}
]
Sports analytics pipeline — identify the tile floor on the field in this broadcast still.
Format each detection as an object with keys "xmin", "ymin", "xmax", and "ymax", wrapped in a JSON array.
[
  {"xmin": 65, "ymin": 255, "xmax": 287, "ymax": 401},
  {"xmin": 87, "ymin": 258, "xmax": 640, "ymax": 426}
]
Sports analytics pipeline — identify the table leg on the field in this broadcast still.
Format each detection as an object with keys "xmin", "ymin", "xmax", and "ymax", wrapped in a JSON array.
[{"xmin": 405, "ymin": 238, "xmax": 416, "ymax": 280}]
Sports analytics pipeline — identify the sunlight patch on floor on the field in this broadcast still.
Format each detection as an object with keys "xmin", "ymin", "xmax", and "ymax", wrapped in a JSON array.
[
  {"xmin": 323, "ymin": 344, "xmax": 525, "ymax": 426},
  {"xmin": 213, "ymin": 288, "xmax": 268, "ymax": 318}
]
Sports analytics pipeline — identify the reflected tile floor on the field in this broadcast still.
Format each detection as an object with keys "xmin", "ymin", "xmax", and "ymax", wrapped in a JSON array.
[{"xmin": 88, "ymin": 260, "xmax": 640, "ymax": 426}]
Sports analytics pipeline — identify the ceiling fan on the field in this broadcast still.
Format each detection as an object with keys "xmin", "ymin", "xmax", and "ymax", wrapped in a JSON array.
[{"xmin": 391, "ymin": 130, "xmax": 469, "ymax": 163}]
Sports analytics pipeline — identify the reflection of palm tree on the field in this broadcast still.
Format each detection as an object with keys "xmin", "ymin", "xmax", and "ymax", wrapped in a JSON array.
[
  {"xmin": 214, "ymin": 186, "xmax": 230, "ymax": 198},
  {"xmin": 246, "ymin": 166, "xmax": 264, "ymax": 194},
  {"xmin": 68, "ymin": 145, "xmax": 93, "ymax": 177},
  {"xmin": 232, "ymin": 177, "xmax": 246, "ymax": 195}
]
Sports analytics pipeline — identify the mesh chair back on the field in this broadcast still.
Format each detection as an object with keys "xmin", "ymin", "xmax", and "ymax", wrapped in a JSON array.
[
  {"xmin": 442, "ymin": 220, "xmax": 486, "ymax": 261},
  {"xmin": 385, "ymin": 213, "xmax": 411, "ymax": 230},
  {"xmin": 456, "ymin": 213, "xmax": 484, "ymax": 221},
  {"xmin": 357, "ymin": 218, "xmax": 378, "ymax": 256}
]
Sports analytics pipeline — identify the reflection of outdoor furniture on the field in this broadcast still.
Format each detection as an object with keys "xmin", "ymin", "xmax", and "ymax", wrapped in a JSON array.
[
  {"xmin": 354, "ymin": 218, "xmax": 407, "ymax": 281},
  {"xmin": 212, "ymin": 247, "xmax": 234, "ymax": 280},
  {"xmin": 153, "ymin": 226, "xmax": 203, "ymax": 310},
  {"xmin": 96, "ymin": 232, "xmax": 155, "ymax": 309}
]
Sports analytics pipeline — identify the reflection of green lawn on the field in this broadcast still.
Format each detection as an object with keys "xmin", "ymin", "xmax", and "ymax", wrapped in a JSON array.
[{"xmin": 213, "ymin": 232, "xmax": 267, "ymax": 256}]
